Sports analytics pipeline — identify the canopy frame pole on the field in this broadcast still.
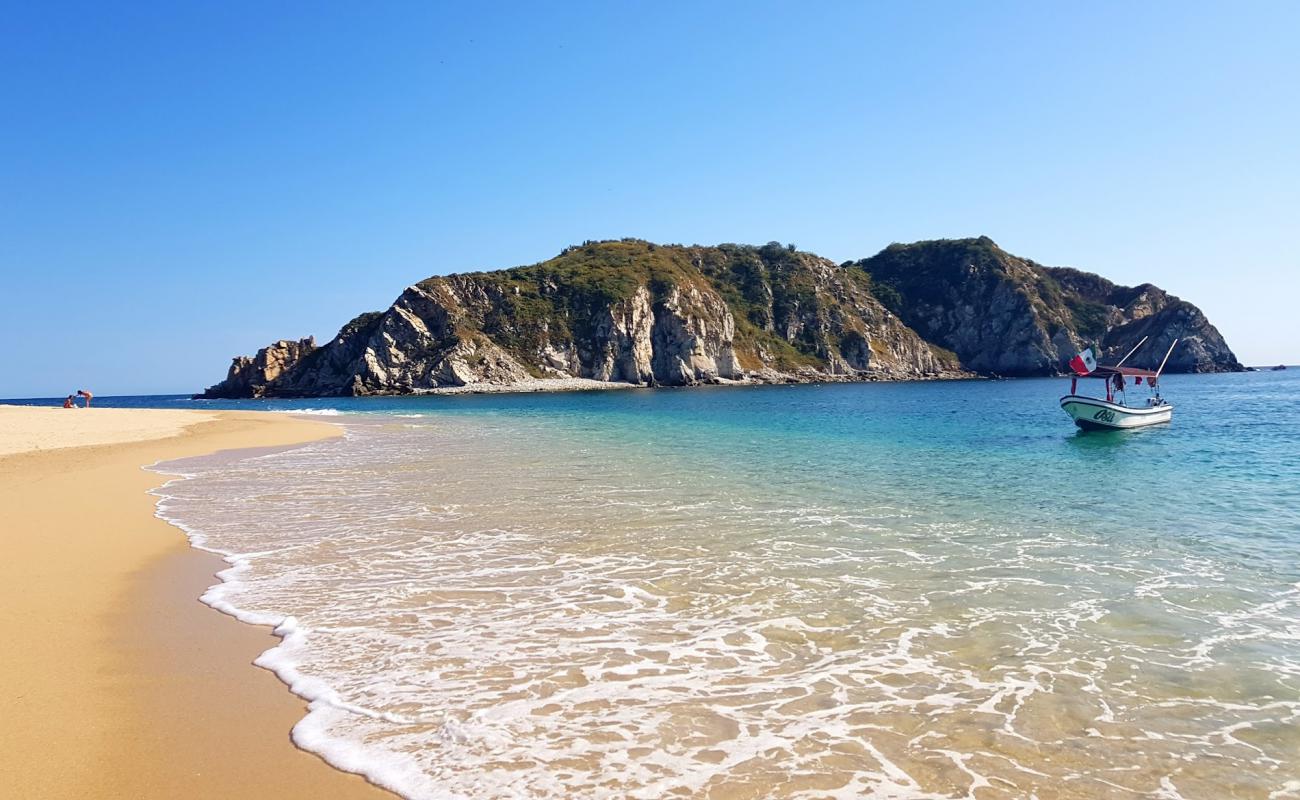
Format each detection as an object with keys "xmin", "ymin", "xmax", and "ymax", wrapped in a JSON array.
[
  {"xmin": 1155, "ymin": 339, "xmax": 1180, "ymax": 378},
  {"xmin": 1114, "ymin": 335, "xmax": 1149, "ymax": 368}
]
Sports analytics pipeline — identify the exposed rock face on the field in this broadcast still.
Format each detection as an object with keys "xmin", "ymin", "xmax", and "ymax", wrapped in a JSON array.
[
  {"xmin": 198, "ymin": 238, "xmax": 1241, "ymax": 397},
  {"xmin": 1044, "ymin": 270, "xmax": 1241, "ymax": 373},
  {"xmin": 203, "ymin": 337, "xmax": 316, "ymax": 398},
  {"xmin": 199, "ymin": 241, "xmax": 962, "ymax": 397},
  {"xmin": 859, "ymin": 237, "xmax": 1242, "ymax": 376}
]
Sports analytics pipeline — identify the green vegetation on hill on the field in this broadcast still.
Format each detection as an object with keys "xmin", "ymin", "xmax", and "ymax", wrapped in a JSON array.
[
  {"xmin": 427, "ymin": 240, "xmax": 706, "ymax": 356},
  {"xmin": 397, "ymin": 236, "xmax": 1236, "ymax": 378},
  {"xmin": 1063, "ymin": 294, "xmax": 1111, "ymax": 338},
  {"xmin": 697, "ymin": 243, "xmax": 832, "ymax": 369},
  {"xmin": 852, "ymin": 236, "xmax": 1240, "ymax": 374},
  {"xmin": 855, "ymin": 236, "xmax": 1006, "ymax": 308},
  {"xmin": 416, "ymin": 239, "xmax": 882, "ymax": 372},
  {"xmin": 200, "ymin": 235, "xmax": 1242, "ymax": 399},
  {"xmin": 338, "ymin": 310, "xmax": 385, "ymax": 340}
]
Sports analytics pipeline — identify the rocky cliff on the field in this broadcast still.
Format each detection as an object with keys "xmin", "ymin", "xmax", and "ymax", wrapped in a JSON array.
[
  {"xmin": 208, "ymin": 337, "xmax": 317, "ymax": 398},
  {"xmin": 856, "ymin": 237, "xmax": 1242, "ymax": 376},
  {"xmin": 199, "ymin": 238, "xmax": 1241, "ymax": 397}
]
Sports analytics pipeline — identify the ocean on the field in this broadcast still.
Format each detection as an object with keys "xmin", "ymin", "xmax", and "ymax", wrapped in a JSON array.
[{"xmin": 14, "ymin": 372, "xmax": 1300, "ymax": 798}]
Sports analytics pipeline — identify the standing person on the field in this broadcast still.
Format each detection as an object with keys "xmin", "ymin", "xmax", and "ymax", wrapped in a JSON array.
[
  {"xmin": 76, "ymin": 389, "xmax": 93, "ymax": 408},
  {"xmin": 63, "ymin": 395, "xmax": 76, "ymax": 409}
]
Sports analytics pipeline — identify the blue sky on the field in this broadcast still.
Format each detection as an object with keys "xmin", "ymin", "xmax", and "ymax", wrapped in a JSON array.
[{"xmin": 3, "ymin": 1, "xmax": 1297, "ymax": 396}]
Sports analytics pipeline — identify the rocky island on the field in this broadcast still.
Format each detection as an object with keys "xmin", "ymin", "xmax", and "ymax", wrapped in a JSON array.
[{"xmin": 199, "ymin": 237, "xmax": 1242, "ymax": 398}]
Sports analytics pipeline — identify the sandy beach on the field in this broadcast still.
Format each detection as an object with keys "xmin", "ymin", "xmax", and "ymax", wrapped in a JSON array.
[{"xmin": 0, "ymin": 406, "xmax": 391, "ymax": 799}]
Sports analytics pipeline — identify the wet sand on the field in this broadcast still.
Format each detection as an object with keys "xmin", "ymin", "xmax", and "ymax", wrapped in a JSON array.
[{"xmin": 0, "ymin": 406, "xmax": 392, "ymax": 799}]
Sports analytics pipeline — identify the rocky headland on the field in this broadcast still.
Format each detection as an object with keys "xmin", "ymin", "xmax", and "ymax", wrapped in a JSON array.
[{"xmin": 199, "ymin": 237, "xmax": 1242, "ymax": 398}]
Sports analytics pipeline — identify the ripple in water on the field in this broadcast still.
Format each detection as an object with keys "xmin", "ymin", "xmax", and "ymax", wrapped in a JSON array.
[{"xmin": 154, "ymin": 415, "xmax": 1300, "ymax": 799}]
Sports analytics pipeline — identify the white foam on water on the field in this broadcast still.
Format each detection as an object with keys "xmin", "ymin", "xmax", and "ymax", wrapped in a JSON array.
[
  {"xmin": 146, "ymin": 416, "xmax": 1300, "ymax": 799},
  {"xmin": 1271, "ymin": 780, "xmax": 1300, "ymax": 800}
]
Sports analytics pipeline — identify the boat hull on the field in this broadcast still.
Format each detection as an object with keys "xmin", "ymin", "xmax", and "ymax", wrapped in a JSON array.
[{"xmin": 1059, "ymin": 395, "xmax": 1173, "ymax": 430}]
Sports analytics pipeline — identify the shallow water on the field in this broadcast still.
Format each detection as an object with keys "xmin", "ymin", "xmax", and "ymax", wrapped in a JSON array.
[{"xmin": 145, "ymin": 373, "xmax": 1298, "ymax": 799}]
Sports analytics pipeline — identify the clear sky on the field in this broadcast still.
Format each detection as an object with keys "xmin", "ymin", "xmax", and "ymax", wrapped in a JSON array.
[{"xmin": 3, "ymin": 1, "xmax": 1297, "ymax": 396}]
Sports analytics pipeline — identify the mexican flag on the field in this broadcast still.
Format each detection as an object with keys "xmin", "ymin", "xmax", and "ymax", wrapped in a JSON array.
[{"xmin": 1069, "ymin": 348, "xmax": 1097, "ymax": 375}]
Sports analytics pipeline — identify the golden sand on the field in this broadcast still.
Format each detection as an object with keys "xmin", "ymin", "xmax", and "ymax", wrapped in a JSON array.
[{"xmin": 0, "ymin": 406, "xmax": 392, "ymax": 799}]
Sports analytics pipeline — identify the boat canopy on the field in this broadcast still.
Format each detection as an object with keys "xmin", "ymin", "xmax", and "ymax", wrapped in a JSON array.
[
  {"xmin": 1064, "ymin": 337, "xmax": 1177, "ymax": 410},
  {"xmin": 1080, "ymin": 366, "xmax": 1160, "ymax": 379}
]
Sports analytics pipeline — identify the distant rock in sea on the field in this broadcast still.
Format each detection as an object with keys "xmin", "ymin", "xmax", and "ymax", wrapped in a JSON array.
[{"xmin": 199, "ymin": 238, "xmax": 1243, "ymax": 398}]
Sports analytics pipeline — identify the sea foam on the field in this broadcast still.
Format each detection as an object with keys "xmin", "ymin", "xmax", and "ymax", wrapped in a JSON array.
[{"xmin": 147, "ymin": 408, "xmax": 1300, "ymax": 799}]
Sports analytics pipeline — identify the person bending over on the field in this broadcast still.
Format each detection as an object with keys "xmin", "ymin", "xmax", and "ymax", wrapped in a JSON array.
[{"xmin": 76, "ymin": 389, "xmax": 93, "ymax": 408}]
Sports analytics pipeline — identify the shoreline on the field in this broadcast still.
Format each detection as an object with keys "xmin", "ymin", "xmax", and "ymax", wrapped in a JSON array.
[
  {"xmin": 192, "ymin": 364, "xmax": 1259, "ymax": 401},
  {"xmin": 0, "ymin": 407, "xmax": 392, "ymax": 799},
  {"xmin": 411, "ymin": 369, "xmax": 979, "ymax": 395},
  {"xmin": 198, "ymin": 368, "xmax": 981, "ymax": 400}
]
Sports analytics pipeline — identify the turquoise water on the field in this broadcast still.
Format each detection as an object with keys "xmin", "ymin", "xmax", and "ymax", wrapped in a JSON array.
[
  {"xmin": 22, "ymin": 372, "xmax": 1299, "ymax": 798},
  {"xmin": 123, "ymin": 369, "xmax": 1300, "ymax": 570},
  {"xmin": 30, "ymin": 370, "xmax": 1300, "ymax": 544},
  {"xmin": 417, "ymin": 372, "xmax": 1298, "ymax": 561}
]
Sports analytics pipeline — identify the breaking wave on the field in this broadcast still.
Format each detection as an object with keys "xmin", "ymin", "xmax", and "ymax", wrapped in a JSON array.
[{"xmin": 150, "ymin": 392, "xmax": 1300, "ymax": 799}]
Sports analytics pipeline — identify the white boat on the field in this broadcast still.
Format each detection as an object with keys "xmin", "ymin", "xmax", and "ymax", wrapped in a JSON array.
[
  {"xmin": 1060, "ymin": 338, "xmax": 1178, "ymax": 431},
  {"xmin": 1060, "ymin": 393, "xmax": 1172, "ymax": 430}
]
